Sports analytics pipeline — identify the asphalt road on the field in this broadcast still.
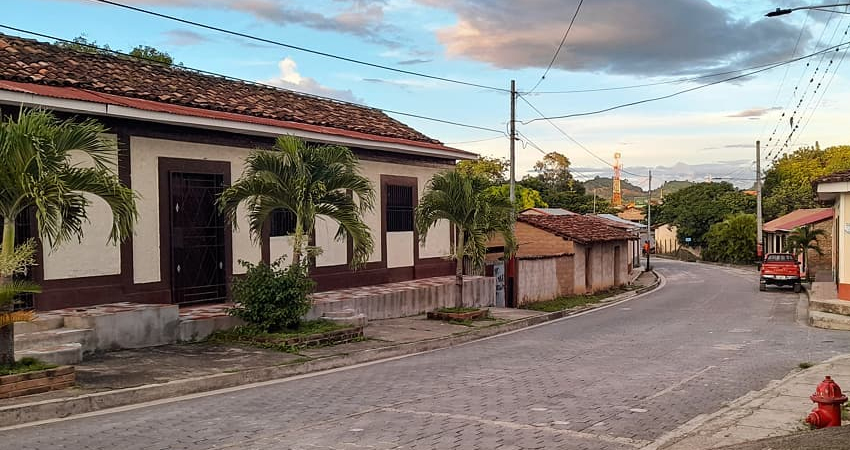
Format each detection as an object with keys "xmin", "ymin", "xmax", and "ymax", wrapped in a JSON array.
[{"xmin": 6, "ymin": 260, "xmax": 850, "ymax": 450}]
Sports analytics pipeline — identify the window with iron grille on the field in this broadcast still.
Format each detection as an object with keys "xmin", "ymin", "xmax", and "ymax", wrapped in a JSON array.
[
  {"xmin": 270, "ymin": 209, "xmax": 297, "ymax": 237},
  {"xmin": 386, "ymin": 184, "xmax": 414, "ymax": 232}
]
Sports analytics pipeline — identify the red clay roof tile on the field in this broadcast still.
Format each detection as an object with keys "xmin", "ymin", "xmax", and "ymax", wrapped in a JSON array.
[{"xmin": 518, "ymin": 214, "xmax": 638, "ymax": 245}]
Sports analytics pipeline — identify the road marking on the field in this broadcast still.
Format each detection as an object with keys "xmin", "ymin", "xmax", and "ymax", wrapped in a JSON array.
[
  {"xmin": 645, "ymin": 366, "xmax": 717, "ymax": 401},
  {"xmin": 381, "ymin": 407, "xmax": 652, "ymax": 448}
]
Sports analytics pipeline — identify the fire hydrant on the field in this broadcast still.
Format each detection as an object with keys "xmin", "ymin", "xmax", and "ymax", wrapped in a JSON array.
[{"xmin": 805, "ymin": 376, "xmax": 847, "ymax": 428}]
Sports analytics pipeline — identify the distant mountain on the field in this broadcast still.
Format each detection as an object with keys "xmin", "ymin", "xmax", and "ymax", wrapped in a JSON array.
[{"xmin": 581, "ymin": 177, "xmax": 645, "ymax": 201}]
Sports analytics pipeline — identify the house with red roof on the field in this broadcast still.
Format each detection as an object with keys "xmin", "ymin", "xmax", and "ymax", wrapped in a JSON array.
[
  {"xmin": 814, "ymin": 170, "xmax": 850, "ymax": 300},
  {"xmin": 762, "ymin": 208, "xmax": 834, "ymax": 277},
  {"xmin": 0, "ymin": 34, "xmax": 476, "ymax": 311},
  {"xmin": 489, "ymin": 214, "xmax": 637, "ymax": 305}
]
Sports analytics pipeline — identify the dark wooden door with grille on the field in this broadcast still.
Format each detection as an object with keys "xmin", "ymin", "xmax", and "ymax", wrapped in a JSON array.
[{"xmin": 169, "ymin": 172, "xmax": 227, "ymax": 305}]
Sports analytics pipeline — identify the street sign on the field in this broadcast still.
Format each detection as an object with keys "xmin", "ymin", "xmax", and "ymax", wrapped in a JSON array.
[{"xmin": 685, "ymin": 237, "xmax": 692, "ymax": 243}]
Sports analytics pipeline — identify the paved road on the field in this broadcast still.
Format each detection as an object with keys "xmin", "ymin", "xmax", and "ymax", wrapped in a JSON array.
[{"xmin": 7, "ymin": 260, "xmax": 850, "ymax": 450}]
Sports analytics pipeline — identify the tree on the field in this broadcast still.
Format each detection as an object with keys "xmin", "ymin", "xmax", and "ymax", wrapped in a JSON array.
[
  {"xmin": 531, "ymin": 152, "xmax": 575, "ymax": 191},
  {"xmin": 484, "ymin": 184, "xmax": 547, "ymax": 210},
  {"xmin": 656, "ymin": 182, "xmax": 753, "ymax": 247},
  {"xmin": 218, "ymin": 135, "xmax": 375, "ymax": 269},
  {"xmin": 785, "ymin": 226, "xmax": 825, "ymax": 277},
  {"xmin": 415, "ymin": 171, "xmax": 516, "ymax": 307},
  {"xmin": 129, "ymin": 45, "xmax": 174, "ymax": 65},
  {"xmin": 455, "ymin": 156, "xmax": 507, "ymax": 186},
  {"xmin": 0, "ymin": 109, "xmax": 137, "ymax": 365},
  {"xmin": 763, "ymin": 144, "xmax": 850, "ymax": 219},
  {"xmin": 703, "ymin": 214, "xmax": 757, "ymax": 264}
]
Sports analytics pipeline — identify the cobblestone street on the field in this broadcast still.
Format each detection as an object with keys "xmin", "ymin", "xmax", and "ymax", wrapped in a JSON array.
[{"xmin": 7, "ymin": 260, "xmax": 850, "ymax": 450}]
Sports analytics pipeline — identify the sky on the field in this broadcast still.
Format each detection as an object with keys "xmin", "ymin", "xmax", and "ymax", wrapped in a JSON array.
[{"xmin": 4, "ymin": 0, "xmax": 850, "ymax": 189}]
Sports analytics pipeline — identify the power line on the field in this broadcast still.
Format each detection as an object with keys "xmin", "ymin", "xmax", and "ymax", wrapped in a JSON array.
[
  {"xmin": 445, "ymin": 135, "xmax": 508, "ymax": 145},
  {"xmin": 525, "ymin": 0, "xmax": 584, "ymax": 94},
  {"xmin": 523, "ymin": 40, "xmax": 850, "ymax": 123},
  {"xmin": 518, "ymin": 94, "xmax": 644, "ymax": 178},
  {"xmin": 0, "ymin": 25, "xmax": 506, "ymax": 136},
  {"xmin": 88, "ymin": 0, "xmax": 509, "ymax": 93},
  {"xmin": 515, "ymin": 130, "xmax": 594, "ymax": 181}
]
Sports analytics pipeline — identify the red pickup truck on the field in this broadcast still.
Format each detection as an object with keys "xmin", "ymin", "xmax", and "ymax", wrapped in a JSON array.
[{"xmin": 759, "ymin": 253, "xmax": 802, "ymax": 293}]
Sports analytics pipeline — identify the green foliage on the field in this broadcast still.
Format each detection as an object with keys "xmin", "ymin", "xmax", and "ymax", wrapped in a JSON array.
[
  {"xmin": 209, "ymin": 319, "xmax": 346, "ymax": 352},
  {"xmin": 485, "ymin": 184, "xmax": 547, "ymax": 210},
  {"xmin": 218, "ymin": 135, "xmax": 375, "ymax": 269},
  {"xmin": 54, "ymin": 35, "xmax": 112, "ymax": 54},
  {"xmin": 128, "ymin": 45, "xmax": 174, "ymax": 64},
  {"xmin": 0, "ymin": 357, "xmax": 56, "ymax": 376},
  {"xmin": 763, "ymin": 145, "xmax": 850, "ymax": 220},
  {"xmin": 229, "ymin": 258, "xmax": 315, "ymax": 332},
  {"xmin": 455, "ymin": 156, "xmax": 507, "ymax": 186},
  {"xmin": 785, "ymin": 226, "xmax": 826, "ymax": 275},
  {"xmin": 520, "ymin": 152, "xmax": 613, "ymax": 213},
  {"xmin": 415, "ymin": 170, "xmax": 516, "ymax": 281},
  {"xmin": 522, "ymin": 286, "xmax": 633, "ymax": 312},
  {"xmin": 656, "ymin": 182, "xmax": 753, "ymax": 247},
  {"xmin": 703, "ymin": 214, "xmax": 757, "ymax": 264}
]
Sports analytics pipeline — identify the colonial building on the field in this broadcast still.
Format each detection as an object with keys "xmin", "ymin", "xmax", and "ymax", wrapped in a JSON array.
[{"xmin": 0, "ymin": 33, "xmax": 474, "ymax": 310}]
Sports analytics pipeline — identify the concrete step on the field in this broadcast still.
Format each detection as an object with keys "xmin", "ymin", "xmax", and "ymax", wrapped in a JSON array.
[
  {"xmin": 14, "ymin": 328, "xmax": 94, "ymax": 353},
  {"xmin": 14, "ymin": 316, "xmax": 65, "ymax": 335},
  {"xmin": 810, "ymin": 311, "xmax": 850, "ymax": 331},
  {"xmin": 15, "ymin": 343, "xmax": 82, "ymax": 365},
  {"xmin": 809, "ymin": 298, "xmax": 850, "ymax": 316}
]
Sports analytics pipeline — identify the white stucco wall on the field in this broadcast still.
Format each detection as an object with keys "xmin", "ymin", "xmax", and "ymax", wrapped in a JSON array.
[
  {"xmin": 839, "ymin": 193, "xmax": 850, "ymax": 284},
  {"xmin": 42, "ymin": 135, "xmax": 122, "ymax": 280},
  {"xmin": 387, "ymin": 231, "xmax": 415, "ymax": 268},
  {"xmin": 130, "ymin": 136, "xmax": 260, "ymax": 284},
  {"xmin": 314, "ymin": 214, "xmax": 348, "ymax": 267},
  {"xmin": 269, "ymin": 235, "xmax": 295, "ymax": 265}
]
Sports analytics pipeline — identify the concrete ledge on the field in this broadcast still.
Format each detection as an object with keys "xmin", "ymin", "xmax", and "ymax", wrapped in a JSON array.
[
  {"xmin": 809, "ymin": 310, "xmax": 850, "ymax": 331},
  {"xmin": 809, "ymin": 298, "xmax": 850, "ymax": 316},
  {"xmin": 0, "ymin": 272, "xmax": 661, "ymax": 427}
]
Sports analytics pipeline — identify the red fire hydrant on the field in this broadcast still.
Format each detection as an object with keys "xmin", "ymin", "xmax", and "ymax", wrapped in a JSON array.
[{"xmin": 805, "ymin": 376, "xmax": 847, "ymax": 428}]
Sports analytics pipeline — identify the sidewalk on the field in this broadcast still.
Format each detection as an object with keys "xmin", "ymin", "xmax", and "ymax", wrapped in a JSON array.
[
  {"xmin": 653, "ymin": 353, "xmax": 850, "ymax": 449},
  {"xmin": 0, "ymin": 271, "xmax": 658, "ymax": 427}
]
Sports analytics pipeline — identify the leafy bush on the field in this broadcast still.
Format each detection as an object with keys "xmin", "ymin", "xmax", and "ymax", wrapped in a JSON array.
[
  {"xmin": 229, "ymin": 258, "xmax": 315, "ymax": 332},
  {"xmin": 702, "ymin": 213, "xmax": 757, "ymax": 264}
]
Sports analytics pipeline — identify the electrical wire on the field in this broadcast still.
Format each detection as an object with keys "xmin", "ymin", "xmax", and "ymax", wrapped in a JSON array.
[
  {"xmin": 525, "ymin": 0, "xmax": 584, "ymax": 94},
  {"xmin": 523, "ymin": 39, "xmax": 850, "ymax": 123},
  {"xmin": 88, "ymin": 0, "xmax": 509, "ymax": 93},
  {"xmin": 0, "ymin": 25, "xmax": 506, "ymax": 136},
  {"xmin": 515, "ymin": 130, "xmax": 594, "ymax": 181}
]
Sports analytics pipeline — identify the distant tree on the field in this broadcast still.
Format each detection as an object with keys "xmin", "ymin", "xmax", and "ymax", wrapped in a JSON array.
[
  {"xmin": 485, "ymin": 184, "xmax": 547, "ymax": 210},
  {"xmin": 703, "ymin": 214, "xmax": 757, "ymax": 264},
  {"xmin": 784, "ymin": 226, "xmax": 825, "ymax": 277},
  {"xmin": 519, "ymin": 152, "xmax": 608, "ymax": 213},
  {"xmin": 455, "ymin": 156, "xmax": 507, "ymax": 186},
  {"xmin": 54, "ymin": 35, "xmax": 111, "ymax": 54},
  {"xmin": 128, "ymin": 45, "xmax": 174, "ymax": 65},
  {"xmin": 763, "ymin": 144, "xmax": 850, "ymax": 220},
  {"xmin": 531, "ymin": 152, "xmax": 576, "ymax": 191},
  {"xmin": 656, "ymin": 182, "xmax": 753, "ymax": 247}
]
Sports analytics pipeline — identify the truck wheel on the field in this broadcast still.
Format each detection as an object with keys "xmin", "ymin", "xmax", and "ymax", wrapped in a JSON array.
[
  {"xmin": 793, "ymin": 283, "xmax": 802, "ymax": 293},
  {"xmin": 759, "ymin": 282, "xmax": 767, "ymax": 292}
]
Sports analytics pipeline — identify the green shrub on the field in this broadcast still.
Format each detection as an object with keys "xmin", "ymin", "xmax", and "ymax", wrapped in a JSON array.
[{"xmin": 229, "ymin": 258, "xmax": 315, "ymax": 332}]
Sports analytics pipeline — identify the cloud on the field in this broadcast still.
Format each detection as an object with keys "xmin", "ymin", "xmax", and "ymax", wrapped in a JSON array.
[
  {"xmin": 418, "ymin": 0, "xmax": 810, "ymax": 76},
  {"xmin": 727, "ymin": 107, "xmax": 781, "ymax": 118},
  {"xmin": 163, "ymin": 29, "xmax": 210, "ymax": 46},
  {"xmin": 264, "ymin": 57, "xmax": 363, "ymax": 103},
  {"xmin": 397, "ymin": 58, "xmax": 433, "ymax": 65}
]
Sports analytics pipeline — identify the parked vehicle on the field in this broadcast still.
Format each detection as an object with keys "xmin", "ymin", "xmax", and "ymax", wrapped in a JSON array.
[{"xmin": 759, "ymin": 253, "xmax": 802, "ymax": 293}]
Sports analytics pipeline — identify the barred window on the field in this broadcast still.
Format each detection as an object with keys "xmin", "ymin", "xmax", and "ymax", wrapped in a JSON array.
[
  {"xmin": 386, "ymin": 184, "xmax": 414, "ymax": 232},
  {"xmin": 270, "ymin": 209, "xmax": 297, "ymax": 237}
]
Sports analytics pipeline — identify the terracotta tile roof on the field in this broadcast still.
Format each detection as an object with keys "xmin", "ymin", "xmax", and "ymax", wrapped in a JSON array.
[
  {"xmin": 518, "ymin": 214, "xmax": 638, "ymax": 245},
  {"xmin": 814, "ymin": 170, "xmax": 850, "ymax": 185},
  {"xmin": 0, "ymin": 33, "xmax": 456, "ymax": 150},
  {"xmin": 763, "ymin": 208, "xmax": 833, "ymax": 233}
]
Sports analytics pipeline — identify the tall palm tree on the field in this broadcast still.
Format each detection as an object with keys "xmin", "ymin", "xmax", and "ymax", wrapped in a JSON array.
[
  {"xmin": 415, "ymin": 170, "xmax": 516, "ymax": 308},
  {"xmin": 0, "ymin": 108, "xmax": 138, "ymax": 365},
  {"xmin": 218, "ymin": 135, "xmax": 375, "ymax": 269},
  {"xmin": 785, "ymin": 225, "xmax": 826, "ymax": 278}
]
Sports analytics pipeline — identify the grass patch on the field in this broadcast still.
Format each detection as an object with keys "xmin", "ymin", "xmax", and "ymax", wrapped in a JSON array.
[
  {"xmin": 522, "ymin": 286, "xmax": 633, "ymax": 312},
  {"xmin": 208, "ymin": 319, "xmax": 351, "ymax": 352},
  {"xmin": 0, "ymin": 357, "xmax": 57, "ymax": 376},
  {"xmin": 435, "ymin": 306, "xmax": 480, "ymax": 314},
  {"xmin": 798, "ymin": 361, "xmax": 814, "ymax": 369}
]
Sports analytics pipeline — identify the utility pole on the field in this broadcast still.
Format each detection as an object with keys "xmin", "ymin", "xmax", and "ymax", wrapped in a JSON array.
[
  {"xmin": 509, "ymin": 79, "xmax": 516, "ymax": 205},
  {"xmin": 593, "ymin": 188, "xmax": 597, "ymax": 214},
  {"xmin": 645, "ymin": 170, "xmax": 652, "ymax": 272},
  {"xmin": 756, "ymin": 140, "xmax": 763, "ymax": 259}
]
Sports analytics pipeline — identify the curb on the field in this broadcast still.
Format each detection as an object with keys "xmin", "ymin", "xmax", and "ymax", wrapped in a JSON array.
[{"xmin": 1, "ymin": 272, "xmax": 663, "ymax": 428}]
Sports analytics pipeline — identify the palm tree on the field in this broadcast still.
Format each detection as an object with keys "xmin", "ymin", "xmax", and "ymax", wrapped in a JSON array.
[
  {"xmin": 0, "ymin": 109, "xmax": 138, "ymax": 365},
  {"xmin": 785, "ymin": 225, "xmax": 826, "ymax": 279},
  {"xmin": 415, "ymin": 170, "xmax": 516, "ymax": 308},
  {"xmin": 217, "ymin": 135, "xmax": 375, "ymax": 269}
]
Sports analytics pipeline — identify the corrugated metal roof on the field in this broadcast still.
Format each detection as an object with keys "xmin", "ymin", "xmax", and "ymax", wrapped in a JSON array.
[{"xmin": 763, "ymin": 208, "xmax": 833, "ymax": 233}]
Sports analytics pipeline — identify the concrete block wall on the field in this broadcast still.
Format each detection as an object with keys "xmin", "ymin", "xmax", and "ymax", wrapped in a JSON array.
[{"xmin": 517, "ymin": 256, "xmax": 573, "ymax": 305}]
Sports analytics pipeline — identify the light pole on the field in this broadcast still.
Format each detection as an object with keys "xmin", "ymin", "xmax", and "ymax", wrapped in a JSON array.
[{"xmin": 766, "ymin": 3, "xmax": 850, "ymax": 17}]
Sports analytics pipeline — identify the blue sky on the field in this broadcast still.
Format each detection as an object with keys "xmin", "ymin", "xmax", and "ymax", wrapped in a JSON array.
[{"xmin": 4, "ymin": 0, "xmax": 849, "ymax": 188}]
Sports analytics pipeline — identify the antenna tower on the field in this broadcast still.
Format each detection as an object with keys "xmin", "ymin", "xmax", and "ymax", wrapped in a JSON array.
[{"xmin": 612, "ymin": 152, "xmax": 623, "ymax": 207}]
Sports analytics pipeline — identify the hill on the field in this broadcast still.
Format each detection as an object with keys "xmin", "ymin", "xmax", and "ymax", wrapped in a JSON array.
[
  {"xmin": 652, "ymin": 180, "xmax": 694, "ymax": 199},
  {"xmin": 581, "ymin": 177, "xmax": 645, "ymax": 201}
]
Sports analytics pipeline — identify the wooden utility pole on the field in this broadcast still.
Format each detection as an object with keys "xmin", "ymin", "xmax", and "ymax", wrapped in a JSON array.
[
  {"xmin": 509, "ymin": 79, "xmax": 516, "ymax": 204},
  {"xmin": 645, "ymin": 170, "xmax": 652, "ymax": 272},
  {"xmin": 756, "ymin": 140, "xmax": 763, "ymax": 258}
]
